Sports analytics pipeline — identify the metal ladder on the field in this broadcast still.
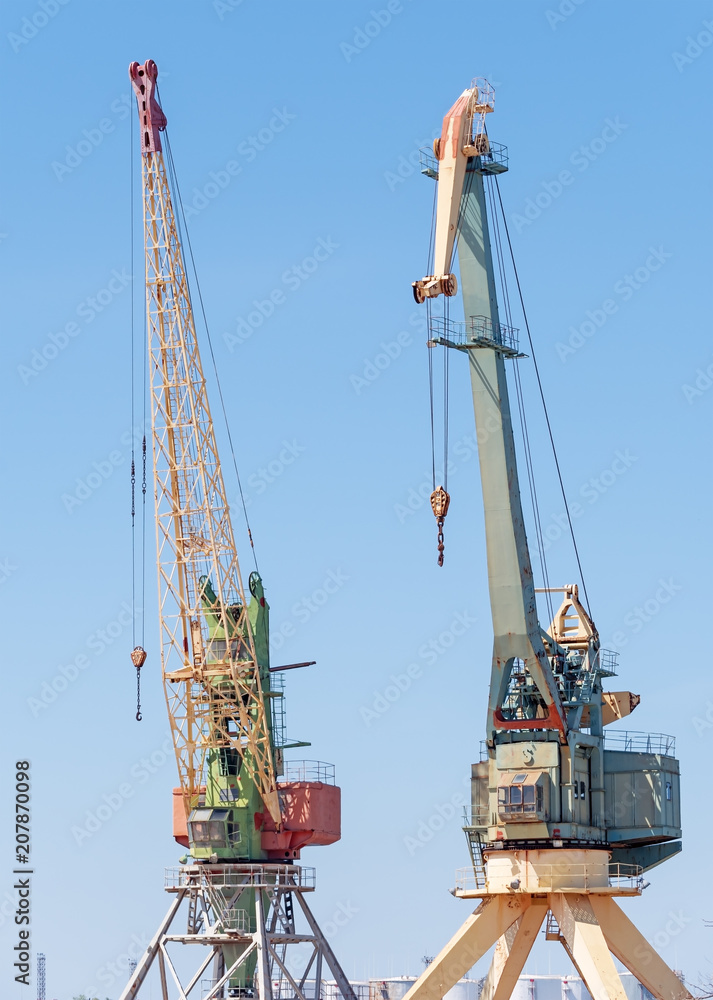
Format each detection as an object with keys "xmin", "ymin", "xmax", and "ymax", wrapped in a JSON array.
[
  {"xmin": 187, "ymin": 889, "xmax": 200, "ymax": 934},
  {"xmin": 464, "ymin": 828, "xmax": 487, "ymax": 890},
  {"xmin": 545, "ymin": 911, "xmax": 563, "ymax": 941},
  {"xmin": 284, "ymin": 890, "xmax": 295, "ymax": 932}
]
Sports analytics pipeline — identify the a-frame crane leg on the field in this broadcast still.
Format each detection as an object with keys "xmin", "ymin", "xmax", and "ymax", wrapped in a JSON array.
[
  {"xmin": 554, "ymin": 927, "xmax": 590, "ymax": 988},
  {"xmin": 294, "ymin": 886, "xmax": 357, "ymax": 1000},
  {"xmin": 549, "ymin": 894, "xmax": 628, "ymax": 1000},
  {"xmin": 119, "ymin": 890, "xmax": 185, "ymax": 1000},
  {"xmin": 480, "ymin": 900, "xmax": 548, "ymax": 1000},
  {"xmin": 589, "ymin": 896, "xmax": 691, "ymax": 1000},
  {"xmin": 402, "ymin": 896, "xmax": 534, "ymax": 1000},
  {"xmin": 254, "ymin": 889, "xmax": 274, "ymax": 1000}
]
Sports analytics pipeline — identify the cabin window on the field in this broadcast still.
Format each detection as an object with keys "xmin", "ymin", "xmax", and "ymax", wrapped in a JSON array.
[
  {"xmin": 188, "ymin": 808, "xmax": 230, "ymax": 847},
  {"xmin": 498, "ymin": 783, "xmax": 542, "ymax": 816},
  {"xmin": 189, "ymin": 820, "xmax": 227, "ymax": 845}
]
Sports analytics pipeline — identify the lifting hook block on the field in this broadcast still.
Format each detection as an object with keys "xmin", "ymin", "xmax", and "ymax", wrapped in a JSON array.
[
  {"xmin": 131, "ymin": 646, "xmax": 146, "ymax": 722},
  {"xmin": 430, "ymin": 486, "xmax": 451, "ymax": 567},
  {"xmin": 131, "ymin": 646, "xmax": 148, "ymax": 669}
]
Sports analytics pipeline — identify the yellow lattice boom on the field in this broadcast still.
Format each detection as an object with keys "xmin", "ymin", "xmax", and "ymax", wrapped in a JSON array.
[{"xmin": 131, "ymin": 59, "xmax": 280, "ymax": 827}]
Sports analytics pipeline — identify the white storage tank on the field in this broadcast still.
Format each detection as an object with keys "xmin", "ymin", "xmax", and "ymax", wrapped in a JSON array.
[
  {"xmin": 560, "ymin": 976, "xmax": 593, "ymax": 1000},
  {"xmin": 367, "ymin": 978, "xmax": 480, "ymax": 1000},
  {"xmin": 509, "ymin": 974, "xmax": 653, "ymax": 1000},
  {"xmin": 369, "ymin": 978, "xmax": 416, "ymax": 1000},
  {"xmin": 620, "ymin": 973, "xmax": 655, "ymax": 1000},
  {"xmin": 351, "ymin": 972, "xmax": 660, "ymax": 1000},
  {"xmin": 443, "ymin": 978, "xmax": 481, "ymax": 1000},
  {"xmin": 323, "ymin": 982, "xmax": 370, "ymax": 1000},
  {"xmin": 510, "ymin": 975, "xmax": 575, "ymax": 1000}
]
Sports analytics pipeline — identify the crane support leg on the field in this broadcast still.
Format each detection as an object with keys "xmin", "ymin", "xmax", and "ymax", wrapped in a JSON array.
[
  {"xmin": 119, "ymin": 865, "xmax": 353, "ymax": 1000},
  {"xmin": 119, "ymin": 890, "xmax": 186, "ymax": 1000},
  {"xmin": 480, "ymin": 901, "xmax": 548, "ymax": 1000},
  {"xmin": 254, "ymin": 889, "xmax": 274, "ymax": 1000},
  {"xmin": 549, "ymin": 894, "xmax": 628, "ymax": 1000},
  {"xmin": 401, "ymin": 896, "xmax": 534, "ymax": 1000},
  {"xmin": 294, "ymin": 886, "xmax": 358, "ymax": 1000},
  {"xmin": 590, "ymin": 896, "xmax": 691, "ymax": 1000}
]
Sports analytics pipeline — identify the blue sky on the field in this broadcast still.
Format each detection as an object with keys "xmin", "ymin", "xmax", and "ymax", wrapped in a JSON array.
[{"xmin": 1, "ymin": 0, "xmax": 712, "ymax": 997}]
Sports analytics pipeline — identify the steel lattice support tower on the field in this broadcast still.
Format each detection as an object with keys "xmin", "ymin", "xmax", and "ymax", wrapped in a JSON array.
[
  {"xmin": 120, "ymin": 864, "xmax": 354, "ymax": 1000},
  {"xmin": 36, "ymin": 953, "xmax": 45, "ymax": 1000}
]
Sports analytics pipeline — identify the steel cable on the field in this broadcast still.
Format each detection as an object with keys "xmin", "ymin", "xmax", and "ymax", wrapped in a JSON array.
[
  {"xmin": 494, "ymin": 175, "xmax": 592, "ymax": 615},
  {"xmin": 162, "ymin": 123, "xmax": 260, "ymax": 575}
]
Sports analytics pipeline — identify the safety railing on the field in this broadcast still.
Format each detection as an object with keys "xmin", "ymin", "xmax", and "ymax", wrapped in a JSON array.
[
  {"xmin": 454, "ymin": 867, "xmax": 488, "ymax": 893},
  {"xmin": 475, "ymin": 140, "xmax": 509, "ymax": 173},
  {"xmin": 462, "ymin": 805, "xmax": 490, "ymax": 827},
  {"xmin": 454, "ymin": 861, "xmax": 643, "ymax": 893},
  {"xmin": 202, "ymin": 977, "xmax": 363, "ymax": 1000},
  {"xmin": 429, "ymin": 315, "xmax": 520, "ymax": 354},
  {"xmin": 218, "ymin": 907, "xmax": 253, "ymax": 933},
  {"xmin": 468, "ymin": 315, "xmax": 518, "ymax": 351},
  {"xmin": 603, "ymin": 731, "xmax": 676, "ymax": 756},
  {"xmin": 165, "ymin": 863, "xmax": 317, "ymax": 890},
  {"xmin": 272, "ymin": 983, "xmax": 318, "ymax": 1000},
  {"xmin": 419, "ymin": 147, "xmax": 439, "ymax": 179},
  {"xmin": 271, "ymin": 981, "xmax": 368, "ymax": 1000},
  {"xmin": 283, "ymin": 760, "xmax": 336, "ymax": 784},
  {"xmin": 597, "ymin": 648, "xmax": 619, "ymax": 673},
  {"xmin": 419, "ymin": 140, "xmax": 509, "ymax": 180}
]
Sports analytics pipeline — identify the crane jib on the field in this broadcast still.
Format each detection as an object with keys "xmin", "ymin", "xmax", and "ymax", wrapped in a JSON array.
[{"xmin": 129, "ymin": 59, "xmax": 281, "ymax": 835}]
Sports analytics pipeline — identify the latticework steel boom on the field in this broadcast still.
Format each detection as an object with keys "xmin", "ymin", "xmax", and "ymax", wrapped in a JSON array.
[{"xmin": 131, "ymin": 59, "xmax": 280, "ymax": 827}]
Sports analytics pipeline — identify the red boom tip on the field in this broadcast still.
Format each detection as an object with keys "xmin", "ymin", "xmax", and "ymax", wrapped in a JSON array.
[{"xmin": 129, "ymin": 59, "xmax": 167, "ymax": 154}]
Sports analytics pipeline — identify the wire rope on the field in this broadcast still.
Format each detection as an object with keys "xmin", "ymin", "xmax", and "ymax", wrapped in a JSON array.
[
  {"xmin": 426, "ymin": 177, "xmax": 438, "ymax": 489},
  {"xmin": 130, "ymin": 100, "xmax": 137, "ymax": 650},
  {"xmin": 494, "ymin": 175, "xmax": 592, "ymax": 615},
  {"xmin": 485, "ymin": 175, "xmax": 555, "ymax": 626},
  {"xmin": 129, "ymin": 90, "xmax": 145, "ymax": 720},
  {"xmin": 162, "ymin": 125, "xmax": 260, "ymax": 575}
]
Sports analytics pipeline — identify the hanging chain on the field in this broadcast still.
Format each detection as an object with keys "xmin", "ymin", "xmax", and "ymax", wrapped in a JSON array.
[
  {"xmin": 130, "ymin": 458, "xmax": 136, "ymax": 522},
  {"xmin": 427, "ymin": 295, "xmax": 452, "ymax": 566},
  {"xmin": 135, "ymin": 666, "xmax": 142, "ymax": 722},
  {"xmin": 141, "ymin": 435, "xmax": 147, "ymax": 498}
]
